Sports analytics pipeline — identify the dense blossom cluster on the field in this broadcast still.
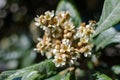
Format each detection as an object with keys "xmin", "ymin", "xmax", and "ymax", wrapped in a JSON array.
[{"xmin": 34, "ymin": 11, "xmax": 96, "ymax": 67}]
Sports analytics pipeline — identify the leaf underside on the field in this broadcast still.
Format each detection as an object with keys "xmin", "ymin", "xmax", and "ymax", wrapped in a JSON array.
[
  {"xmin": 94, "ymin": 0, "xmax": 120, "ymax": 37},
  {"xmin": 93, "ymin": 27, "xmax": 120, "ymax": 50}
]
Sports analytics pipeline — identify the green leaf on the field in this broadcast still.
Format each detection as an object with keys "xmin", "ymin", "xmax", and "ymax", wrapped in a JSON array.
[
  {"xmin": 93, "ymin": 0, "xmax": 120, "ymax": 37},
  {"xmin": 112, "ymin": 65, "xmax": 120, "ymax": 75},
  {"xmin": 5, "ymin": 70, "xmax": 32, "ymax": 80},
  {"xmin": 93, "ymin": 27, "xmax": 120, "ymax": 50},
  {"xmin": 21, "ymin": 71, "xmax": 39, "ymax": 80},
  {"xmin": 24, "ymin": 59, "xmax": 56, "ymax": 78},
  {"xmin": 56, "ymin": 0, "xmax": 81, "ymax": 27},
  {"xmin": 23, "ymin": 59, "xmax": 55, "ymax": 75},
  {"xmin": 97, "ymin": 74, "xmax": 112, "ymax": 80},
  {"xmin": 0, "ymin": 70, "xmax": 17, "ymax": 80},
  {"xmin": 61, "ymin": 73, "xmax": 71, "ymax": 80},
  {"xmin": 45, "ymin": 75, "xmax": 61, "ymax": 80},
  {"xmin": 94, "ymin": 72, "xmax": 112, "ymax": 80},
  {"xmin": 0, "ymin": 60, "xmax": 56, "ymax": 80},
  {"xmin": 45, "ymin": 73, "xmax": 71, "ymax": 80}
]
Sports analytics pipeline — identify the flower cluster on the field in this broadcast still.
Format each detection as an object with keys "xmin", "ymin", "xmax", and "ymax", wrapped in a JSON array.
[{"xmin": 34, "ymin": 11, "xmax": 96, "ymax": 67}]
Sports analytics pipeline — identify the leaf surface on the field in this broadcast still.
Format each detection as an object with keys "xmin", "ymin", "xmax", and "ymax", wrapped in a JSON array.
[{"xmin": 94, "ymin": 0, "xmax": 120, "ymax": 37}]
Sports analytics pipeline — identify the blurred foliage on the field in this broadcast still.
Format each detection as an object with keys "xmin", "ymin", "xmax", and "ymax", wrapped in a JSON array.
[
  {"xmin": 112, "ymin": 65, "xmax": 120, "ymax": 75},
  {"xmin": 93, "ymin": 72, "xmax": 112, "ymax": 80},
  {"xmin": 0, "ymin": 34, "xmax": 36, "ymax": 71}
]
